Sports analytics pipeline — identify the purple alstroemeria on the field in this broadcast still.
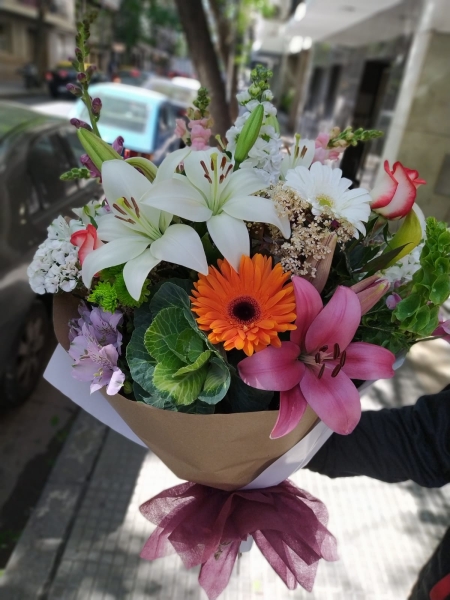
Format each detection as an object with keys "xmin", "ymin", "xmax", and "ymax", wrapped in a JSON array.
[
  {"xmin": 386, "ymin": 293, "xmax": 402, "ymax": 310},
  {"xmin": 80, "ymin": 153, "xmax": 101, "ymax": 179},
  {"xmin": 69, "ymin": 323, "xmax": 125, "ymax": 395},
  {"xmin": 69, "ymin": 302, "xmax": 123, "ymax": 351}
]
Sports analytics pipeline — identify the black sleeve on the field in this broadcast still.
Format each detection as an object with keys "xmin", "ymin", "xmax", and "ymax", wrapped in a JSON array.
[{"xmin": 306, "ymin": 389, "xmax": 450, "ymax": 488}]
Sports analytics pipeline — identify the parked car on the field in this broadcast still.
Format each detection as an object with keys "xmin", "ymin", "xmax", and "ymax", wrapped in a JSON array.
[
  {"xmin": 70, "ymin": 83, "xmax": 181, "ymax": 164},
  {"xmin": 45, "ymin": 61, "xmax": 107, "ymax": 99},
  {"xmin": 112, "ymin": 67, "xmax": 150, "ymax": 87},
  {"xmin": 143, "ymin": 76, "xmax": 201, "ymax": 113},
  {"xmin": 0, "ymin": 102, "xmax": 102, "ymax": 408}
]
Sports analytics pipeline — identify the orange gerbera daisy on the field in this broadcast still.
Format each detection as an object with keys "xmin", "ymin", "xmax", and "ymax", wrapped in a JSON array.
[{"xmin": 190, "ymin": 254, "xmax": 297, "ymax": 356}]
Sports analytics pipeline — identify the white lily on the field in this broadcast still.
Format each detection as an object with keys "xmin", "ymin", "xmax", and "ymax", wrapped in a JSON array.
[
  {"xmin": 82, "ymin": 160, "xmax": 208, "ymax": 300},
  {"xmin": 142, "ymin": 149, "xmax": 291, "ymax": 270},
  {"xmin": 280, "ymin": 135, "xmax": 315, "ymax": 179}
]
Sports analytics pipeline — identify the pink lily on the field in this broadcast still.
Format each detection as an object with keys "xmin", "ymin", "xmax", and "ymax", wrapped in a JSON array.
[
  {"xmin": 432, "ymin": 312, "xmax": 450, "ymax": 343},
  {"xmin": 238, "ymin": 277, "xmax": 395, "ymax": 439},
  {"xmin": 370, "ymin": 161, "xmax": 426, "ymax": 219},
  {"xmin": 350, "ymin": 274, "xmax": 390, "ymax": 315}
]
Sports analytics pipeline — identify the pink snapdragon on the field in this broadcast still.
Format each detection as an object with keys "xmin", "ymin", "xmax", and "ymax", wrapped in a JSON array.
[
  {"xmin": 189, "ymin": 118, "xmax": 211, "ymax": 150},
  {"xmin": 313, "ymin": 133, "xmax": 342, "ymax": 164},
  {"xmin": 175, "ymin": 118, "xmax": 187, "ymax": 139},
  {"xmin": 238, "ymin": 277, "xmax": 395, "ymax": 439}
]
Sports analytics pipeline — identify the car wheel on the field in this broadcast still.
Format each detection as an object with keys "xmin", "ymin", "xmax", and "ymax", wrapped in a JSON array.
[{"xmin": 0, "ymin": 300, "xmax": 50, "ymax": 408}]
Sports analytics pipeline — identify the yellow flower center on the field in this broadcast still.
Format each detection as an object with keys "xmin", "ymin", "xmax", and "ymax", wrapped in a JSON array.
[{"xmin": 317, "ymin": 194, "xmax": 334, "ymax": 208}]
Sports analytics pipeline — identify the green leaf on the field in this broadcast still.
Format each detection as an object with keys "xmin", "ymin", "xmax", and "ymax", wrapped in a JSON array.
[
  {"xmin": 144, "ymin": 307, "xmax": 190, "ymax": 368},
  {"xmin": 126, "ymin": 326, "xmax": 156, "ymax": 395},
  {"xmin": 150, "ymin": 281, "xmax": 194, "ymax": 322},
  {"xmin": 438, "ymin": 230, "xmax": 450, "ymax": 252},
  {"xmin": 187, "ymin": 335, "xmax": 205, "ymax": 362},
  {"xmin": 356, "ymin": 244, "xmax": 409, "ymax": 274},
  {"xmin": 429, "ymin": 275, "xmax": 450, "ymax": 305},
  {"xmin": 174, "ymin": 328, "xmax": 204, "ymax": 362},
  {"xmin": 226, "ymin": 373, "xmax": 273, "ymax": 413},
  {"xmin": 134, "ymin": 301, "xmax": 153, "ymax": 330},
  {"xmin": 173, "ymin": 350, "xmax": 211, "ymax": 378},
  {"xmin": 434, "ymin": 257, "xmax": 450, "ymax": 276},
  {"xmin": 198, "ymin": 357, "xmax": 230, "ymax": 405},
  {"xmin": 152, "ymin": 362, "xmax": 208, "ymax": 406},
  {"xmin": 134, "ymin": 382, "xmax": 177, "ymax": 410},
  {"xmin": 413, "ymin": 305, "xmax": 431, "ymax": 333},
  {"xmin": 394, "ymin": 293, "xmax": 422, "ymax": 320}
]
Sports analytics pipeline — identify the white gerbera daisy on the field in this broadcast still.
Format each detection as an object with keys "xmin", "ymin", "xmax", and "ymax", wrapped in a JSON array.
[{"xmin": 285, "ymin": 162, "xmax": 372, "ymax": 236}]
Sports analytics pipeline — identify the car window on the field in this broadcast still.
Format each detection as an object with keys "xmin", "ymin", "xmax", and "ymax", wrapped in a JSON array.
[
  {"xmin": 27, "ymin": 133, "xmax": 77, "ymax": 209},
  {"xmin": 159, "ymin": 105, "xmax": 169, "ymax": 133},
  {"xmin": 60, "ymin": 129, "xmax": 87, "ymax": 167},
  {"xmin": 79, "ymin": 96, "xmax": 149, "ymax": 133}
]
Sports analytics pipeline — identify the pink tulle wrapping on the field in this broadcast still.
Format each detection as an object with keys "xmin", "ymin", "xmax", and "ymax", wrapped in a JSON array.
[{"xmin": 139, "ymin": 480, "xmax": 338, "ymax": 600}]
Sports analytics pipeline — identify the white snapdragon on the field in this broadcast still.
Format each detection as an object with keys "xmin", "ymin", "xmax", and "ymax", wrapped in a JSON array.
[{"xmin": 27, "ymin": 216, "xmax": 84, "ymax": 294}]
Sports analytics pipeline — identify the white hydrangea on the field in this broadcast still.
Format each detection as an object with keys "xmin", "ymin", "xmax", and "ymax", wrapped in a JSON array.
[
  {"xmin": 382, "ymin": 242, "xmax": 424, "ymax": 285},
  {"xmin": 27, "ymin": 216, "xmax": 84, "ymax": 294},
  {"xmin": 226, "ymin": 92, "xmax": 283, "ymax": 185}
]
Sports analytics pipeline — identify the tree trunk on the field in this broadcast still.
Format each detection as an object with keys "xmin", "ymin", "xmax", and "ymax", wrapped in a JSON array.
[
  {"xmin": 208, "ymin": 0, "xmax": 231, "ymax": 67},
  {"xmin": 174, "ymin": 0, "xmax": 231, "ymax": 139}
]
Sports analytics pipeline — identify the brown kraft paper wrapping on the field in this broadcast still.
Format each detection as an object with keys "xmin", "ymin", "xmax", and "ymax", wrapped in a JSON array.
[{"xmin": 53, "ymin": 294, "xmax": 319, "ymax": 491}]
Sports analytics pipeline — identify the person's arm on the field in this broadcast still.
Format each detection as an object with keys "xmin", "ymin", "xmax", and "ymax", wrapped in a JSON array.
[{"xmin": 306, "ymin": 389, "xmax": 450, "ymax": 488}]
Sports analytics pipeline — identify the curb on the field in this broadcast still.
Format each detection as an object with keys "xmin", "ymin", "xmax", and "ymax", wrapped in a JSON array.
[{"xmin": 0, "ymin": 411, "xmax": 108, "ymax": 600}]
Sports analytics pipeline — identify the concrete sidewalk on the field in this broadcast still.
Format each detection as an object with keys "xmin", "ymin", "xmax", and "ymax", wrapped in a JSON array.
[{"xmin": 1, "ymin": 339, "xmax": 450, "ymax": 600}]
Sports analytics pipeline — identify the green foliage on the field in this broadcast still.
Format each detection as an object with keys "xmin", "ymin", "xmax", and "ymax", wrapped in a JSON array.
[
  {"xmin": 88, "ymin": 265, "xmax": 150, "ymax": 312},
  {"xmin": 60, "ymin": 167, "xmax": 91, "ymax": 181},
  {"xmin": 328, "ymin": 126, "xmax": 384, "ymax": 149},
  {"xmin": 393, "ymin": 218, "xmax": 450, "ymax": 336},
  {"xmin": 355, "ymin": 301, "xmax": 415, "ymax": 354},
  {"xmin": 192, "ymin": 87, "xmax": 211, "ymax": 116},
  {"xmin": 126, "ymin": 282, "xmax": 231, "ymax": 410},
  {"xmin": 247, "ymin": 65, "xmax": 273, "ymax": 102}
]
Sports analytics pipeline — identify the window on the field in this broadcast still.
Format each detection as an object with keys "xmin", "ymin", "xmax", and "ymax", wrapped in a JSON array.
[
  {"xmin": 27, "ymin": 134, "xmax": 75, "ymax": 209},
  {"xmin": 80, "ymin": 96, "xmax": 149, "ymax": 133},
  {"xmin": 0, "ymin": 23, "xmax": 12, "ymax": 53}
]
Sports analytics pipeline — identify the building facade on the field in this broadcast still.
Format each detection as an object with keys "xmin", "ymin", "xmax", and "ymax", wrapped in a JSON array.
[{"xmin": 0, "ymin": 0, "xmax": 75, "ymax": 80}]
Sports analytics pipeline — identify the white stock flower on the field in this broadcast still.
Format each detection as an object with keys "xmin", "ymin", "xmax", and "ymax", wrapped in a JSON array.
[
  {"xmin": 382, "ymin": 242, "xmax": 424, "ymax": 285},
  {"xmin": 28, "ymin": 217, "xmax": 82, "ymax": 294},
  {"xmin": 226, "ymin": 97, "xmax": 283, "ymax": 184},
  {"xmin": 142, "ymin": 149, "xmax": 290, "ymax": 271},
  {"xmin": 285, "ymin": 162, "xmax": 372, "ymax": 236},
  {"xmin": 82, "ymin": 160, "xmax": 208, "ymax": 300}
]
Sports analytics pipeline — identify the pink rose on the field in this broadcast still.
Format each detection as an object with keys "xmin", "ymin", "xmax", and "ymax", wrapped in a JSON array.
[
  {"xmin": 370, "ymin": 161, "xmax": 426, "ymax": 219},
  {"xmin": 70, "ymin": 224, "xmax": 103, "ymax": 265}
]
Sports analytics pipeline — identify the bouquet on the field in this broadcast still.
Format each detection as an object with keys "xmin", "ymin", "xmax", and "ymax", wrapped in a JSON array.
[{"xmin": 29, "ymin": 34, "xmax": 450, "ymax": 598}]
